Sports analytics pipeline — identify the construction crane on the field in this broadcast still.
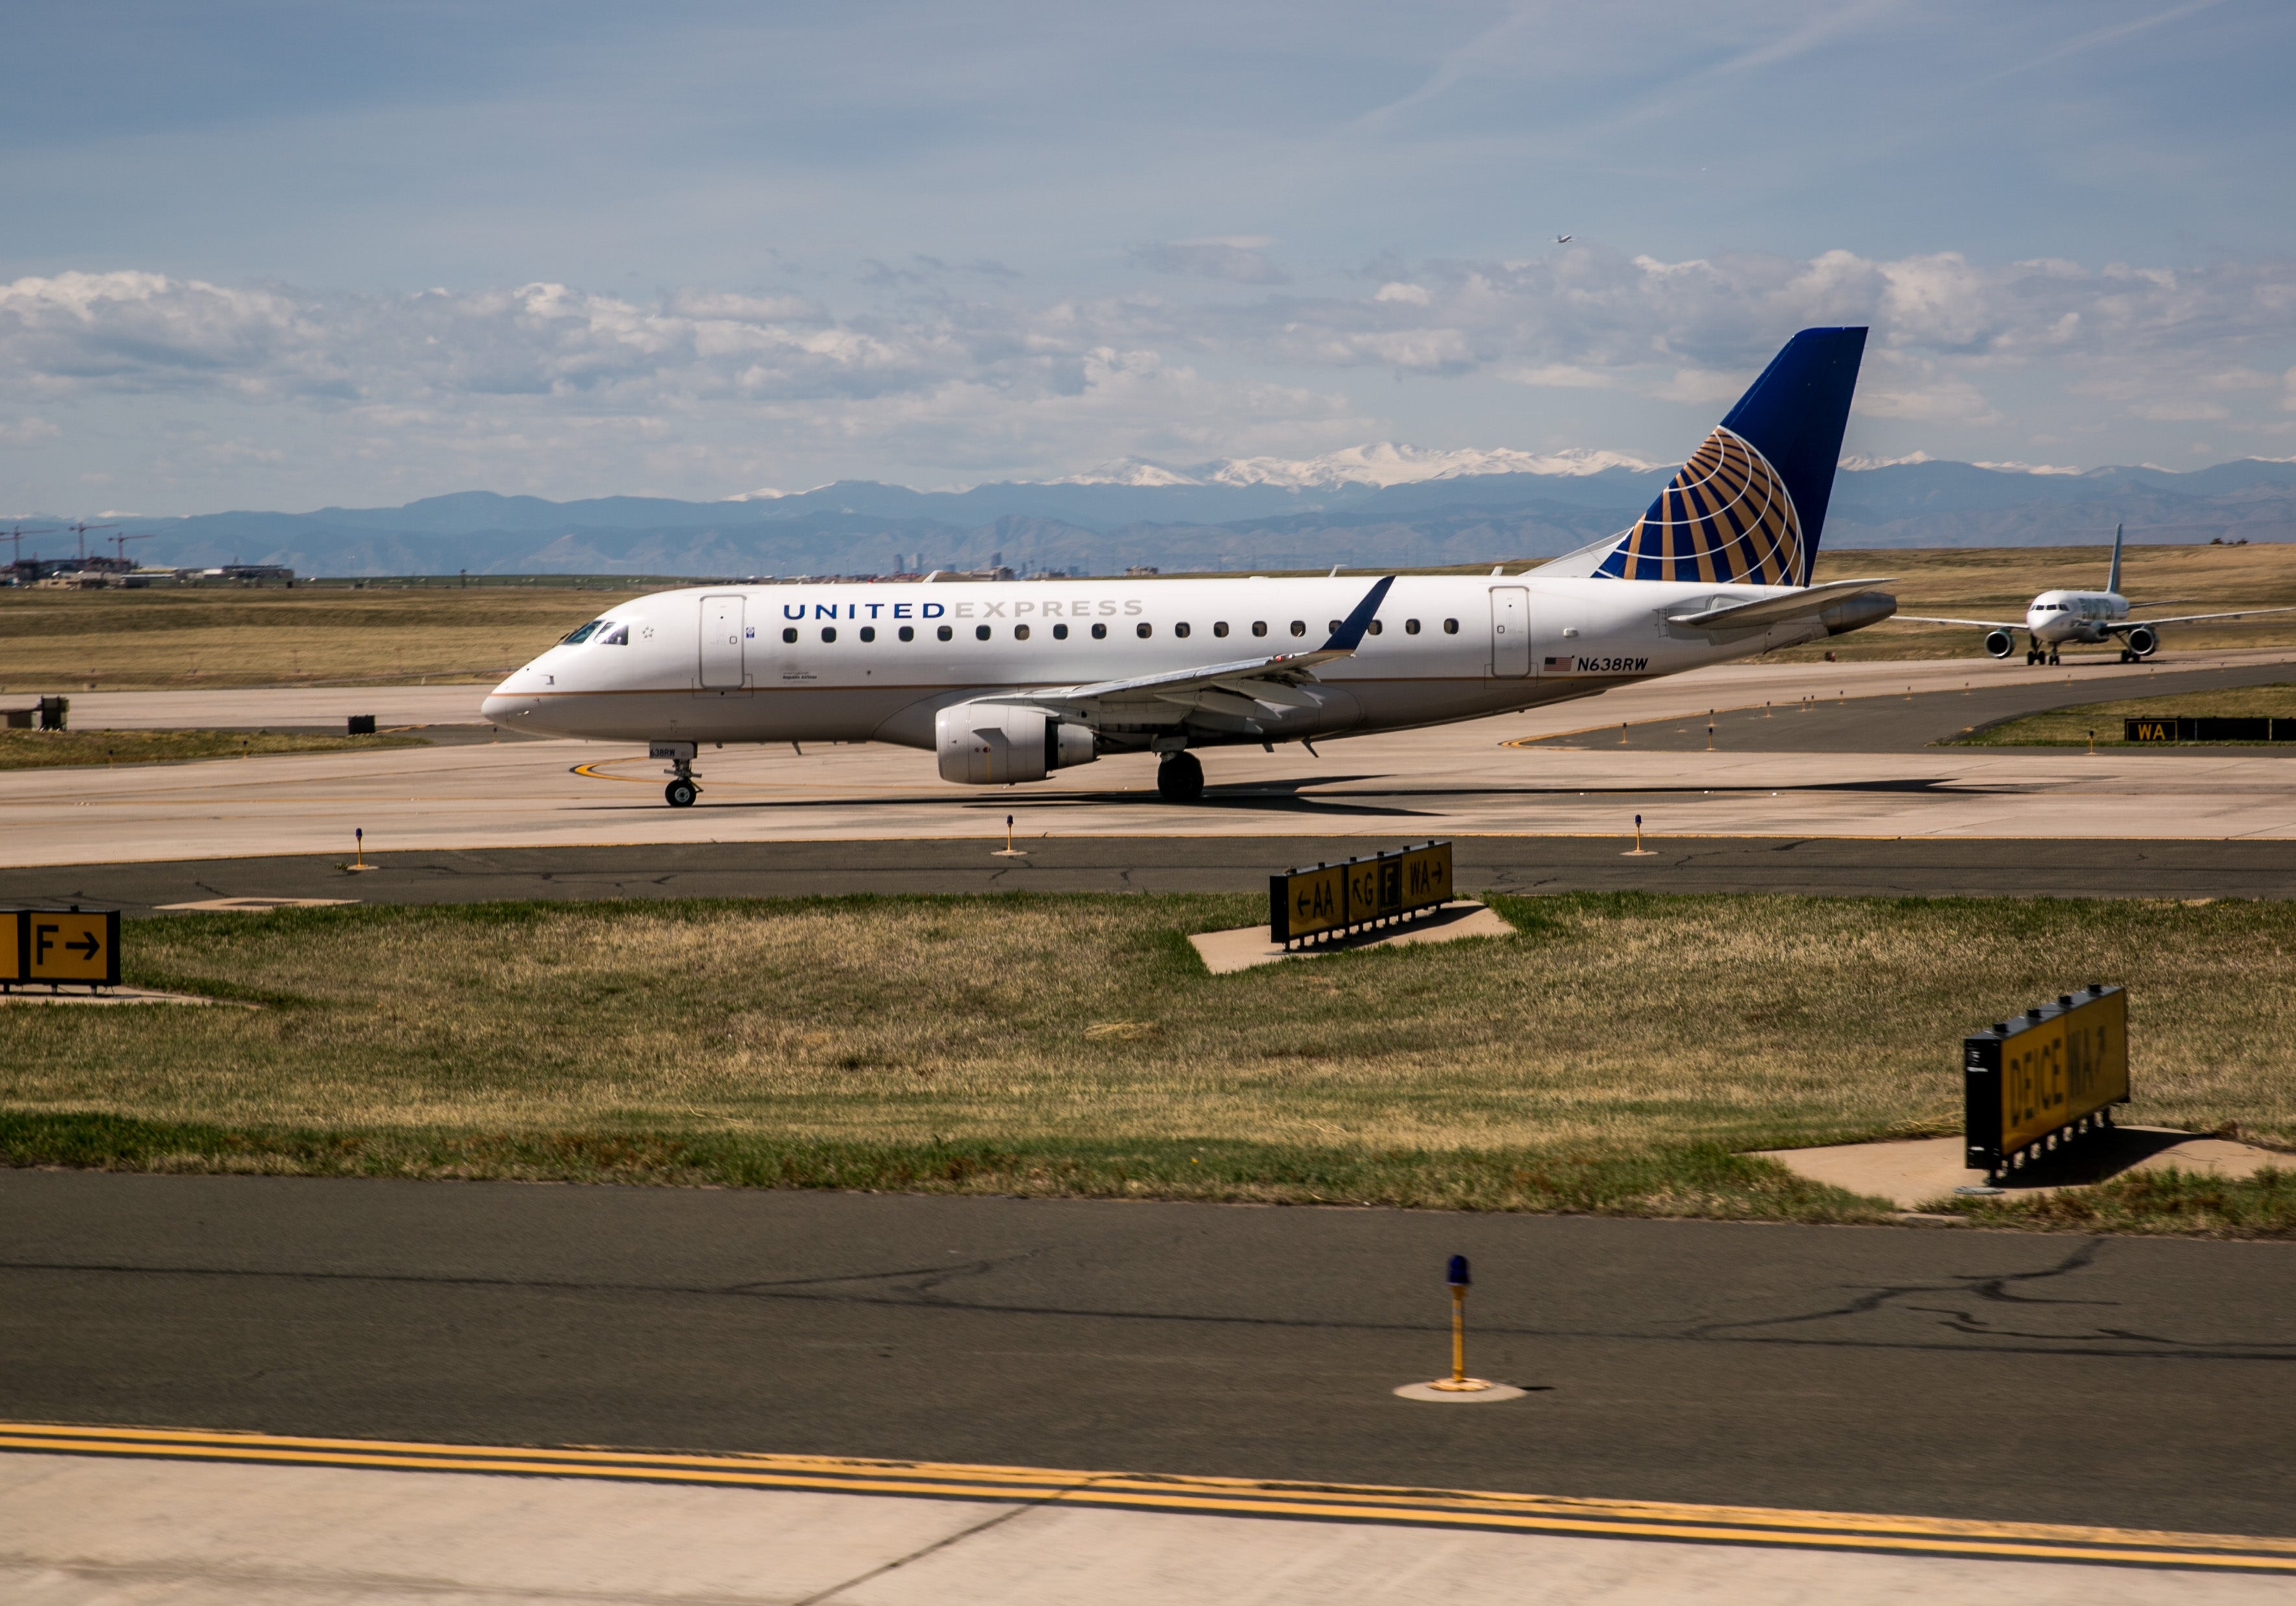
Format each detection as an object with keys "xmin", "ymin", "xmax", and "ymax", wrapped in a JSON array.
[
  {"xmin": 64, "ymin": 519, "xmax": 116, "ymax": 563},
  {"xmin": 3, "ymin": 524, "xmax": 55, "ymax": 567},
  {"xmin": 108, "ymin": 532, "xmax": 156, "ymax": 565}
]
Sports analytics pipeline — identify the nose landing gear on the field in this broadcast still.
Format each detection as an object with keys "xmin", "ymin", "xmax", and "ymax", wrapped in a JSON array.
[{"xmin": 651, "ymin": 741, "xmax": 701, "ymax": 807}]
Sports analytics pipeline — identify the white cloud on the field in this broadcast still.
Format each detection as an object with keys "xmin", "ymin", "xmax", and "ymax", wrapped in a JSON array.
[
  {"xmin": 7, "ymin": 243, "xmax": 2296, "ymax": 502},
  {"xmin": 0, "ymin": 416, "xmax": 62, "ymax": 445},
  {"xmin": 1126, "ymin": 240, "xmax": 1290, "ymax": 285},
  {"xmin": 2130, "ymin": 399, "xmax": 2228, "ymax": 421}
]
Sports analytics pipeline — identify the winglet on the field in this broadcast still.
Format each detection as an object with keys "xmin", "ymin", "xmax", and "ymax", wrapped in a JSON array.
[{"xmin": 1319, "ymin": 576, "xmax": 1395, "ymax": 653}]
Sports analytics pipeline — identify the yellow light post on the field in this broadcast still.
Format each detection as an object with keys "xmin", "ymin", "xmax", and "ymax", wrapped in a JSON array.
[{"xmin": 1427, "ymin": 1255, "xmax": 1492, "ymax": 1393}]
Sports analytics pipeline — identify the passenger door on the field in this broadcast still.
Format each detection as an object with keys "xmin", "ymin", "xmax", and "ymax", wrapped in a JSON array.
[
  {"xmin": 1489, "ymin": 586, "xmax": 1530, "ymax": 678},
  {"xmin": 699, "ymin": 595, "xmax": 747, "ymax": 689}
]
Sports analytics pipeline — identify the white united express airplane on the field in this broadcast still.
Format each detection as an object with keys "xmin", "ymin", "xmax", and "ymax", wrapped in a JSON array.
[
  {"xmin": 482, "ymin": 327, "xmax": 1894, "ymax": 806},
  {"xmin": 1897, "ymin": 521, "xmax": 2296, "ymax": 666}
]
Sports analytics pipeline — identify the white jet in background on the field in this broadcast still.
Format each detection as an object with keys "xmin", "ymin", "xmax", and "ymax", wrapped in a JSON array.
[
  {"xmin": 484, "ymin": 328, "xmax": 1894, "ymax": 807},
  {"xmin": 1897, "ymin": 524, "xmax": 2296, "ymax": 665}
]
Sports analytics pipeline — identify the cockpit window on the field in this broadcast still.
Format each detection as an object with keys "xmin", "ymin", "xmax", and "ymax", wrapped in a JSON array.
[
  {"xmin": 597, "ymin": 623, "xmax": 629, "ymax": 645},
  {"xmin": 560, "ymin": 619, "xmax": 606, "ymax": 645}
]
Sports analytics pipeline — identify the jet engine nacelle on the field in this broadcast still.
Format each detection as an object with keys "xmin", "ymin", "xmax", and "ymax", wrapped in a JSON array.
[
  {"xmin": 1984, "ymin": 629, "xmax": 2015, "ymax": 659},
  {"xmin": 2124, "ymin": 624, "xmax": 2158, "ymax": 659},
  {"xmin": 936, "ymin": 702, "xmax": 1097, "ymax": 785},
  {"xmin": 1819, "ymin": 590, "xmax": 1897, "ymax": 637}
]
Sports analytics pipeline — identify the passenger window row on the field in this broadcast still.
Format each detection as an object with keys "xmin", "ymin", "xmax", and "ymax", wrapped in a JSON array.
[{"xmin": 780, "ymin": 617, "xmax": 1462, "ymax": 645}]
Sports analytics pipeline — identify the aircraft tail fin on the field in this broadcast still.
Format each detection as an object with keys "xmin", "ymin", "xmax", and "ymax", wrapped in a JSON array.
[
  {"xmin": 1588, "ymin": 327, "xmax": 1866, "ymax": 587},
  {"xmin": 2106, "ymin": 523, "xmax": 2124, "ymax": 595}
]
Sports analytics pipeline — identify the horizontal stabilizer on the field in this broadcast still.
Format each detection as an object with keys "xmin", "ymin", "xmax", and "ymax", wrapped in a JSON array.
[{"xmin": 1666, "ymin": 578, "xmax": 1896, "ymax": 632}]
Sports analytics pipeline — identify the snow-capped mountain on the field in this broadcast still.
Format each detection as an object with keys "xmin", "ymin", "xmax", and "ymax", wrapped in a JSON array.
[{"xmin": 1053, "ymin": 443, "xmax": 1662, "ymax": 491}]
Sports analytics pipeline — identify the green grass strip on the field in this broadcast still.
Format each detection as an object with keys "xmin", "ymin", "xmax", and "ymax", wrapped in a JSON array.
[{"xmin": 0, "ymin": 1109, "xmax": 1890, "ymax": 1222}]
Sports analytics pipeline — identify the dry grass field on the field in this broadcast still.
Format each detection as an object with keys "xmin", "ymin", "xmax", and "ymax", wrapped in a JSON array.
[
  {"xmin": 1962, "ymin": 682, "xmax": 2296, "ymax": 747},
  {"xmin": 0, "ymin": 582, "xmax": 640, "ymax": 692},
  {"xmin": 0, "ymin": 728, "xmax": 428, "ymax": 769},
  {"xmin": 3, "ymin": 544, "xmax": 2292, "ymax": 691},
  {"xmin": 3, "ymin": 893, "xmax": 2288, "ymax": 1231}
]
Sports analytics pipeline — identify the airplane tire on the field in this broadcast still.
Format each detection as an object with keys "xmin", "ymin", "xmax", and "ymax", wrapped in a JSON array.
[
  {"xmin": 666, "ymin": 778, "xmax": 699, "ymax": 808},
  {"xmin": 1156, "ymin": 750, "xmax": 1204, "ymax": 803}
]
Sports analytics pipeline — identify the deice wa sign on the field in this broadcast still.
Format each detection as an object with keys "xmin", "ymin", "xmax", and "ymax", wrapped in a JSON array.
[{"xmin": 1963, "ymin": 984, "xmax": 2129, "ymax": 1177}]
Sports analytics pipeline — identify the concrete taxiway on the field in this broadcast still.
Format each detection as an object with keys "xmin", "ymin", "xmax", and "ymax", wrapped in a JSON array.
[
  {"xmin": 10, "ymin": 1440, "xmax": 2291, "ymax": 1606},
  {"xmin": 1527, "ymin": 656, "xmax": 2296, "ymax": 754},
  {"xmin": 5, "ymin": 1172, "xmax": 2291, "ymax": 1541},
  {"xmin": 7, "ymin": 650, "xmax": 2296, "ymax": 871}
]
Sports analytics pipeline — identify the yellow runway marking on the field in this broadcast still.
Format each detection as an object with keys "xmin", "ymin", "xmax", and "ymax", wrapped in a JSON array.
[{"xmin": 3, "ymin": 1423, "xmax": 2292, "ymax": 1572}]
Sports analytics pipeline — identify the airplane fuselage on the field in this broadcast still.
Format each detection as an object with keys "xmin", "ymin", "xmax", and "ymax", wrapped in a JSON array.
[
  {"xmin": 480, "ymin": 573, "xmax": 1882, "ymax": 755},
  {"xmin": 2026, "ymin": 588, "xmax": 2129, "ymax": 647}
]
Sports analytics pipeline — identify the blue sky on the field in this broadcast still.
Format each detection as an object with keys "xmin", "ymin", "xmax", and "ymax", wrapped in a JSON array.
[{"xmin": 4, "ymin": 0, "xmax": 2294, "ymax": 512}]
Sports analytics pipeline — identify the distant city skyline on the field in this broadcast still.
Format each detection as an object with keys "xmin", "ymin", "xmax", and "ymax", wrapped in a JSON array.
[{"xmin": 4, "ymin": 1, "xmax": 2293, "ymax": 514}]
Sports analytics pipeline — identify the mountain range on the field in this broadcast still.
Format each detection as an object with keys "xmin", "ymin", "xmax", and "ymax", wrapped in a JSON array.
[{"xmin": 26, "ymin": 452, "xmax": 2296, "ymax": 578}]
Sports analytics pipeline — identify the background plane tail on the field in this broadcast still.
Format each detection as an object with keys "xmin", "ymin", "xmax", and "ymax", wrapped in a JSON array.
[
  {"xmin": 1588, "ymin": 326, "xmax": 1867, "ymax": 587},
  {"xmin": 2106, "ymin": 523, "xmax": 2125, "ymax": 594}
]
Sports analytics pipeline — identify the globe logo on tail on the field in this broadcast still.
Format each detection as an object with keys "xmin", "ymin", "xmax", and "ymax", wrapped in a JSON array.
[{"xmin": 1595, "ymin": 426, "xmax": 1808, "ymax": 587}]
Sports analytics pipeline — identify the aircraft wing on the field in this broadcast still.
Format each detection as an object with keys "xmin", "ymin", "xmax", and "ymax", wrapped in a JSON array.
[
  {"xmin": 1893, "ymin": 614, "xmax": 2025, "ymax": 630},
  {"xmin": 2110, "ymin": 605, "xmax": 2296, "ymax": 630},
  {"xmin": 981, "ymin": 576, "xmax": 1395, "ymax": 723},
  {"xmin": 1666, "ymin": 578, "xmax": 1896, "ymax": 631}
]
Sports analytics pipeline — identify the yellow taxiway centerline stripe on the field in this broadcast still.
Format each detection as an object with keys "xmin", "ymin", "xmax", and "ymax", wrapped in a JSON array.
[
  {"xmin": 2, "ymin": 1425, "xmax": 2290, "ymax": 1571},
  {"xmin": 0, "ymin": 1421, "xmax": 2263, "ymax": 1544}
]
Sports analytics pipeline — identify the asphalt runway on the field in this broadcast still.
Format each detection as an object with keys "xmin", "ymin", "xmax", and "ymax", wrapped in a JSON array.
[
  {"xmin": 8, "ymin": 833, "xmax": 2296, "ymax": 911},
  {"xmin": 1524, "ymin": 658, "xmax": 2296, "ymax": 754},
  {"xmin": 4, "ymin": 1172, "xmax": 2290, "ymax": 1539}
]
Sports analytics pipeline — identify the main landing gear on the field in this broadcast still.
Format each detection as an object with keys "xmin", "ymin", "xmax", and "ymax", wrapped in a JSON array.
[
  {"xmin": 1156, "ymin": 750, "xmax": 1204, "ymax": 803},
  {"xmin": 665, "ymin": 758, "xmax": 700, "ymax": 808}
]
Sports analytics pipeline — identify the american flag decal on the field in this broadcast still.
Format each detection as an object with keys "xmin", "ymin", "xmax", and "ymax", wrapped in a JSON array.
[{"xmin": 1543, "ymin": 656, "xmax": 1575, "ymax": 671}]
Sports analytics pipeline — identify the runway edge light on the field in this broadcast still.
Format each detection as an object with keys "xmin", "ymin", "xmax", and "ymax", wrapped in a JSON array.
[{"xmin": 1394, "ymin": 1253, "xmax": 1522, "ymax": 1400}]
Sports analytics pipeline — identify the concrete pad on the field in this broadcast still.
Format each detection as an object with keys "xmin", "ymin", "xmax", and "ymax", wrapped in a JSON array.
[
  {"xmin": 1190, "ymin": 901, "xmax": 1514, "ymax": 972},
  {"xmin": 0, "ymin": 985, "xmax": 239, "ymax": 1006},
  {"xmin": 1753, "ymin": 1126, "xmax": 2293, "ymax": 1210},
  {"xmin": 5, "ymin": 1452, "xmax": 2291, "ymax": 1606},
  {"xmin": 155, "ymin": 897, "xmax": 359, "ymax": 912},
  {"xmin": 1393, "ymin": 1380, "xmax": 1529, "ymax": 1402},
  {"xmin": 56, "ymin": 686, "xmax": 495, "ymax": 730}
]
